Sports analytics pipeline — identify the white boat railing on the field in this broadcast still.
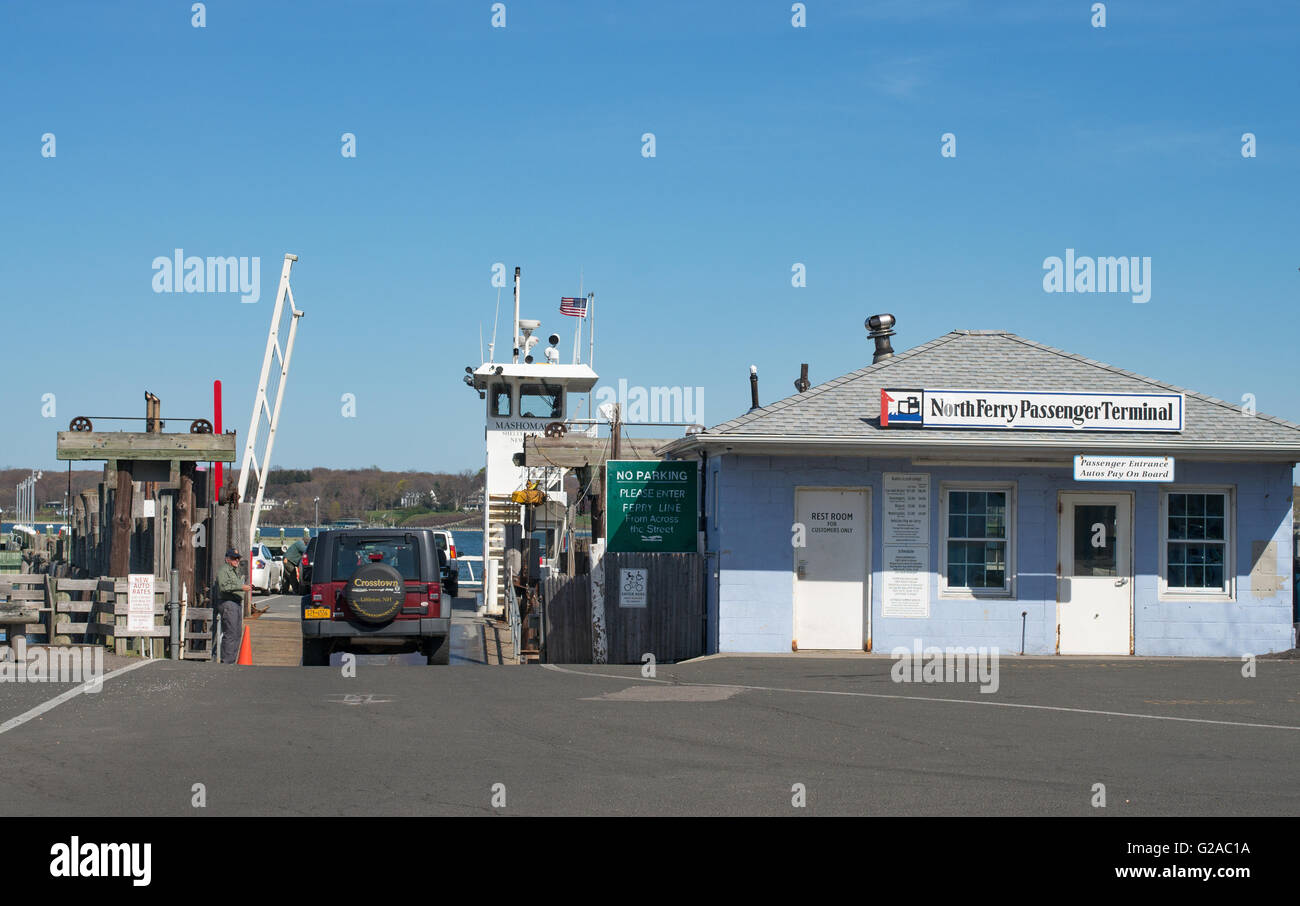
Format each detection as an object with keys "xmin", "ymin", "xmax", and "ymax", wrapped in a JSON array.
[{"xmin": 455, "ymin": 555, "xmax": 483, "ymax": 588}]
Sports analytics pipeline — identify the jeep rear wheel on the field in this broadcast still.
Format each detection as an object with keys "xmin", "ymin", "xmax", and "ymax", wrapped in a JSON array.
[
  {"xmin": 425, "ymin": 635, "xmax": 450, "ymax": 665},
  {"xmin": 302, "ymin": 639, "xmax": 332, "ymax": 666}
]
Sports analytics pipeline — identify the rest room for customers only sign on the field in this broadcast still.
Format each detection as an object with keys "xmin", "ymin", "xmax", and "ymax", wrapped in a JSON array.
[{"xmin": 605, "ymin": 460, "xmax": 699, "ymax": 553}]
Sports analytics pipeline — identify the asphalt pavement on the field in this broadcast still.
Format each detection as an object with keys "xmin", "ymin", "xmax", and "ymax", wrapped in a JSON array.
[
  {"xmin": 1, "ymin": 652, "xmax": 1296, "ymax": 816},
  {"xmin": 249, "ymin": 590, "xmax": 502, "ymax": 665}
]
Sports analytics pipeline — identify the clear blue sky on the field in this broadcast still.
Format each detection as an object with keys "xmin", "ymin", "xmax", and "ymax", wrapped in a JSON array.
[{"xmin": 1, "ymin": 0, "xmax": 1297, "ymax": 475}]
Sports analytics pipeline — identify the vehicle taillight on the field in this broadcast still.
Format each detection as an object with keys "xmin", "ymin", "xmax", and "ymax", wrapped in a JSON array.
[
  {"xmin": 449, "ymin": 545, "xmax": 456, "ymax": 559},
  {"xmin": 428, "ymin": 582, "xmax": 441, "ymax": 599}
]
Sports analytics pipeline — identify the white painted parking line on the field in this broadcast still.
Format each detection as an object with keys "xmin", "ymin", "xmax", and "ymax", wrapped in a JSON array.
[
  {"xmin": 541, "ymin": 664, "xmax": 1300, "ymax": 732},
  {"xmin": 0, "ymin": 659, "xmax": 155, "ymax": 737}
]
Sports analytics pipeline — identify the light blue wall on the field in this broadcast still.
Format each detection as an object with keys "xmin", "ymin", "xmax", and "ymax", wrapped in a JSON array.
[{"xmin": 706, "ymin": 454, "xmax": 1294, "ymax": 656}]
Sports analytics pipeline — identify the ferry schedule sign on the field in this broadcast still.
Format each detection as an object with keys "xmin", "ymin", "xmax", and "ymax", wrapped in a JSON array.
[
  {"xmin": 605, "ymin": 460, "xmax": 698, "ymax": 553},
  {"xmin": 881, "ymin": 389, "xmax": 1183, "ymax": 432}
]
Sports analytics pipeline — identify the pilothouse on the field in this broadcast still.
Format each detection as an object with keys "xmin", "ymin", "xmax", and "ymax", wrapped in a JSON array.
[{"xmin": 465, "ymin": 266, "xmax": 597, "ymax": 618}]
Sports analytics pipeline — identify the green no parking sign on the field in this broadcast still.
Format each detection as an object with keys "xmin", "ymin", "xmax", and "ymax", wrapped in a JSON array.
[{"xmin": 605, "ymin": 460, "xmax": 698, "ymax": 553}]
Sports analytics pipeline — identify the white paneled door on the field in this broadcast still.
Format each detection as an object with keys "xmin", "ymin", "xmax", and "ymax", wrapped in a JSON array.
[{"xmin": 794, "ymin": 488, "xmax": 870, "ymax": 650}]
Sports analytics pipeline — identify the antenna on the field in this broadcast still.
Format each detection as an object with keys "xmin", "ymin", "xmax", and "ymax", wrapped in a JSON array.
[
  {"xmin": 512, "ymin": 266, "xmax": 522, "ymax": 363},
  {"xmin": 588, "ymin": 291, "xmax": 595, "ymax": 371},
  {"xmin": 489, "ymin": 286, "xmax": 501, "ymax": 363}
]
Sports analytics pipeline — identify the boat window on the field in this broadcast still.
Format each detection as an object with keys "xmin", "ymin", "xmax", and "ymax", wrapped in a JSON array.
[
  {"xmin": 490, "ymin": 383, "xmax": 511, "ymax": 417},
  {"xmin": 519, "ymin": 384, "xmax": 563, "ymax": 419}
]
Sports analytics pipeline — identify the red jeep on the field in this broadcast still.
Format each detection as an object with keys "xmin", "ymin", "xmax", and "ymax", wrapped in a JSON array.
[{"xmin": 301, "ymin": 529, "xmax": 456, "ymax": 665}]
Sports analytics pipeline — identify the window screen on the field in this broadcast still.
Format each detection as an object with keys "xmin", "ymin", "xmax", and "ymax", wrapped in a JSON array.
[
  {"xmin": 945, "ymin": 490, "xmax": 1008, "ymax": 590},
  {"xmin": 1166, "ymin": 492, "xmax": 1227, "ymax": 590}
]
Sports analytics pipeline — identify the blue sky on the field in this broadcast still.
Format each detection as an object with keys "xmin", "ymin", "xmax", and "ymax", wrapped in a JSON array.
[{"xmin": 1, "ymin": 0, "xmax": 1297, "ymax": 474}]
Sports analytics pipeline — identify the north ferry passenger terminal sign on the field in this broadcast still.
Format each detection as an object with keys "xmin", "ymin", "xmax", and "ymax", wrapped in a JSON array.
[{"xmin": 881, "ymin": 389, "xmax": 1184, "ymax": 431}]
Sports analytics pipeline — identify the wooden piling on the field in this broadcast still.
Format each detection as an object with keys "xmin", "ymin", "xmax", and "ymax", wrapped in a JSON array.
[
  {"xmin": 110, "ymin": 465, "xmax": 132, "ymax": 578},
  {"xmin": 173, "ymin": 462, "xmax": 196, "ymax": 605}
]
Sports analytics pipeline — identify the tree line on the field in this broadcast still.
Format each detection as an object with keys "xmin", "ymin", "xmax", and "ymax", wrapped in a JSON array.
[{"xmin": 0, "ymin": 466, "xmax": 484, "ymax": 526}]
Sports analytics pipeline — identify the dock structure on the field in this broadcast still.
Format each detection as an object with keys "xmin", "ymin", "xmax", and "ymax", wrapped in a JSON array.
[
  {"xmin": 57, "ymin": 412, "xmax": 237, "ymax": 595},
  {"xmin": 49, "ymin": 393, "xmax": 243, "ymax": 657}
]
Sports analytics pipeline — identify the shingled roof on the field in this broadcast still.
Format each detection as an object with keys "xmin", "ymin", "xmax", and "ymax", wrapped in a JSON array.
[{"xmin": 661, "ymin": 330, "xmax": 1300, "ymax": 460}]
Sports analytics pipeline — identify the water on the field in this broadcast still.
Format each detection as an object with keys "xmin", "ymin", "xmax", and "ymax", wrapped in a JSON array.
[
  {"xmin": 451, "ymin": 530, "xmax": 483, "ymax": 559},
  {"xmin": 2, "ymin": 522, "xmax": 67, "ymax": 534},
  {"xmin": 256, "ymin": 525, "xmax": 485, "ymax": 560}
]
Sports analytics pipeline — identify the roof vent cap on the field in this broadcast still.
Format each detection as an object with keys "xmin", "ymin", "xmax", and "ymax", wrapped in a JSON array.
[{"xmin": 866, "ymin": 314, "xmax": 896, "ymax": 363}]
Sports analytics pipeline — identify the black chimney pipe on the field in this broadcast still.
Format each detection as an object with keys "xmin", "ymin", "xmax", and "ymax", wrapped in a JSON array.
[
  {"xmin": 749, "ymin": 365, "xmax": 760, "ymax": 410},
  {"xmin": 794, "ymin": 363, "xmax": 810, "ymax": 393},
  {"xmin": 866, "ymin": 314, "xmax": 896, "ymax": 364}
]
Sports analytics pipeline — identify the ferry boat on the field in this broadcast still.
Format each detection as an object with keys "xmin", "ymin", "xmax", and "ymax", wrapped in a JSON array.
[{"xmin": 464, "ymin": 267, "xmax": 597, "ymax": 616}]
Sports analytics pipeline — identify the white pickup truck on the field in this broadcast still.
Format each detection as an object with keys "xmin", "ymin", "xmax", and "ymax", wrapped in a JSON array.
[{"xmin": 430, "ymin": 530, "xmax": 459, "ymax": 596}]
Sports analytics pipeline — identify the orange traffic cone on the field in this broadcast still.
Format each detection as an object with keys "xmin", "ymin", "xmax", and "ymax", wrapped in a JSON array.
[{"xmin": 236, "ymin": 625, "xmax": 253, "ymax": 665}]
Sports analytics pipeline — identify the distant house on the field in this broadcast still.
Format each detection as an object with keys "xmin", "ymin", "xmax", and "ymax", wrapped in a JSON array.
[{"xmin": 401, "ymin": 490, "xmax": 431, "ymax": 508}]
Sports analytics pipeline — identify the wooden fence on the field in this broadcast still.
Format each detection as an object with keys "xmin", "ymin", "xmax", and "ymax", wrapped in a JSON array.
[
  {"xmin": 0, "ymin": 574, "xmax": 213, "ymax": 658},
  {"xmin": 87, "ymin": 578, "xmax": 170, "ymax": 656},
  {"xmin": 541, "ymin": 552, "xmax": 704, "ymax": 664},
  {"xmin": 542, "ymin": 573, "xmax": 591, "ymax": 664},
  {"xmin": 0, "ymin": 576, "xmax": 47, "ymax": 642}
]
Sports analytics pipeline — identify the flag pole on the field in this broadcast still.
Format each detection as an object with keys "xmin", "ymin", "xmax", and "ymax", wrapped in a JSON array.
[
  {"xmin": 574, "ymin": 267, "xmax": 583, "ymax": 364},
  {"xmin": 586, "ymin": 291, "xmax": 596, "ymax": 424}
]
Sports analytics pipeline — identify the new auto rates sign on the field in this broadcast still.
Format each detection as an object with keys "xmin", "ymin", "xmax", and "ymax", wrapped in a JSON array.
[{"xmin": 605, "ymin": 460, "xmax": 698, "ymax": 553}]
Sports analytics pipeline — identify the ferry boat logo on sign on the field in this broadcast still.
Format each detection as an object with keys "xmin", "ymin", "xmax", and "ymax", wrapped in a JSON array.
[{"xmin": 880, "ymin": 389, "xmax": 923, "ymax": 426}]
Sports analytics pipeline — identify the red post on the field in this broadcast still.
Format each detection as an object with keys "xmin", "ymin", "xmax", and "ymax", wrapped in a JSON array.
[{"xmin": 213, "ymin": 380, "xmax": 223, "ymax": 502}]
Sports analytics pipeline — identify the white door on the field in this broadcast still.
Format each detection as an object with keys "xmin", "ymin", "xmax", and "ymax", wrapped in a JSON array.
[
  {"xmin": 1058, "ymin": 493, "xmax": 1132, "ymax": 655},
  {"xmin": 794, "ymin": 488, "xmax": 869, "ymax": 650}
]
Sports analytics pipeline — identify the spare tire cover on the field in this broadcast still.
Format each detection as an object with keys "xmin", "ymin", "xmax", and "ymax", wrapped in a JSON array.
[{"xmin": 346, "ymin": 562, "xmax": 405, "ymax": 624}]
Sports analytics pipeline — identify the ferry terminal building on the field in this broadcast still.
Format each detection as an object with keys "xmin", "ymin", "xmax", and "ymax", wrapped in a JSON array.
[{"xmin": 661, "ymin": 329, "xmax": 1298, "ymax": 656}]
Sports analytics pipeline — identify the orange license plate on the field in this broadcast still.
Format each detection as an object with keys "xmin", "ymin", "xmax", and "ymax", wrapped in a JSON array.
[{"xmin": 304, "ymin": 607, "xmax": 331, "ymax": 620}]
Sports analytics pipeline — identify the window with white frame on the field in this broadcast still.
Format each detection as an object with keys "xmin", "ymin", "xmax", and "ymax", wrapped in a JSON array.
[
  {"xmin": 941, "ymin": 485, "xmax": 1014, "ymax": 595},
  {"xmin": 489, "ymin": 383, "xmax": 511, "ymax": 417},
  {"xmin": 1161, "ymin": 489, "xmax": 1231, "ymax": 596}
]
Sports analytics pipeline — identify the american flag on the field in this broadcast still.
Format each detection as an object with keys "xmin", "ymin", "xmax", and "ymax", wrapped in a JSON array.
[{"xmin": 560, "ymin": 296, "xmax": 588, "ymax": 317}]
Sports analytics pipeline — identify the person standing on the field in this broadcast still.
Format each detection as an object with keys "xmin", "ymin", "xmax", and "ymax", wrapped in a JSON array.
[
  {"xmin": 216, "ymin": 548, "xmax": 251, "ymax": 663},
  {"xmin": 282, "ymin": 530, "xmax": 309, "ymax": 593}
]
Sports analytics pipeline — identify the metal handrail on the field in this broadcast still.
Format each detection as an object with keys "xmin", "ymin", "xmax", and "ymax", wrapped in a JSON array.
[{"xmin": 504, "ymin": 580, "xmax": 521, "ymax": 664}]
